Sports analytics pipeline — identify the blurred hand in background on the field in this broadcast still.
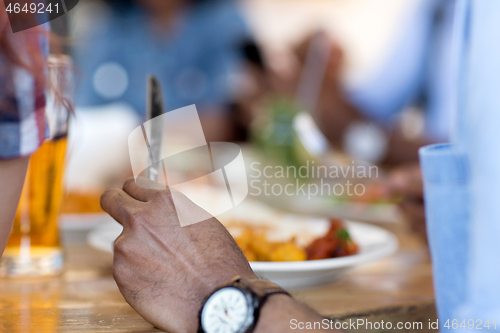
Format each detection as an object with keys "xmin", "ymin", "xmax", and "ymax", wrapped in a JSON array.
[{"xmin": 386, "ymin": 164, "xmax": 426, "ymax": 242}]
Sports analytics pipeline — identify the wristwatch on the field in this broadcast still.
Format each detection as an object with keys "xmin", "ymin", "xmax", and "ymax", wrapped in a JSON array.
[{"xmin": 198, "ymin": 276, "xmax": 290, "ymax": 333}]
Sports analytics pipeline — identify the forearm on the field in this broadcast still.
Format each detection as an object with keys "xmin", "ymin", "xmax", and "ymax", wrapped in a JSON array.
[
  {"xmin": 315, "ymin": 88, "xmax": 427, "ymax": 166},
  {"xmin": 255, "ymin": 294, "xmax": 341, "ymax": 333},
  {"xmin": 0, "ymin": 156, "xmax": 30, "ymax": 256}
]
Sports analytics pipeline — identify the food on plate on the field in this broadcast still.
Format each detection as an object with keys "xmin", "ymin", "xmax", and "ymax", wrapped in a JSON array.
[
  {"xmin": 306, "ymin": 219, "xmax": 358, "ymax": 260},
  {"xmin": 232, "ymin": 218, "xmax": 358, "ymax": 262},
  {"xmin": 235, "ymin": 229, "xmax": 307, "ymax": 262}
]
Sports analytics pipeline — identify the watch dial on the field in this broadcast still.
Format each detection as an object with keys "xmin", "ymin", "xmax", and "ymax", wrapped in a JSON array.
[{"xmin": 201, "ymin": 287, "xmax": 253, "ymax": 333}]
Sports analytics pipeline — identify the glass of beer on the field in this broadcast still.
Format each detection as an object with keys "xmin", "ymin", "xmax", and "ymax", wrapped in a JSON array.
[{"xmin": 0, "ymin": 55, "xmax": 73, "ymax": 277}]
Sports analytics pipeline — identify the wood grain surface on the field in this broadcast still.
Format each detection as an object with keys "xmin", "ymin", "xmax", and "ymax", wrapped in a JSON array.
[{"xmin": 0, "ymin": 221, "xmax": 435, "ymax": 332}]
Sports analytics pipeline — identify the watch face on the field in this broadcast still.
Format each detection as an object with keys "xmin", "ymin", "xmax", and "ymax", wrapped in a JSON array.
[{"xmin": 201, "ymin": 287, "xmax": 254, "ymax": 333}]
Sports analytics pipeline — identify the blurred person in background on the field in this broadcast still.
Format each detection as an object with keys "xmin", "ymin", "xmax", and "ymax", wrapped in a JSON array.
[
  {"xmin": 307, "ymin": 0, "xmax": 454, "ymax": 165},
  {"xmin": 292, "ymin": 0, "xmax": 457, "ymax": 239},
  {"xmin": 0, "ymin": 6, "xmax": 48, "ymax": 254},
  {"xmin": 72, "ymin": 0, "xmax": 255, "ymax": 142}
]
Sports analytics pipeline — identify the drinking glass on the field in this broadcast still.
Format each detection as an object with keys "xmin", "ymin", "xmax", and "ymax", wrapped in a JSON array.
[{"xmin": 0, "ymin": 55, "xmax": 73, "ymax": 277}]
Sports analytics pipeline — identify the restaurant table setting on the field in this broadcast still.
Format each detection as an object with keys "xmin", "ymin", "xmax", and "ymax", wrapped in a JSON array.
[
  {"xmin": 0, "ymin": 213, "xmax": 435, "ymax": 332},
  {"xmin": 0, "ymin": 73, "xmax": 436, "ymax": 332}
]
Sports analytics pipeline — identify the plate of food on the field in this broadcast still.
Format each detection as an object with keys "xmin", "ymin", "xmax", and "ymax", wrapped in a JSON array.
[{"xmin": 87, "ymin": 200, "xmax": 398, "ymax": 288}]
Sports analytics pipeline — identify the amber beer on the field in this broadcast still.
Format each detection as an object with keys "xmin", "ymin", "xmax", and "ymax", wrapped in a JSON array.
[
  {"xmin": 7, "ymin": 136, "xmax": 68, "ymax": 248},
  {"xmin": 0, "ymin": 55, "xmax": 72, "ymax": 277}
]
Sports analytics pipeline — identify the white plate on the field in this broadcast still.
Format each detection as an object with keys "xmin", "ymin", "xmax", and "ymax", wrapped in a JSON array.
[
  {"xmin": 249, "ymin": 221, "xmax": 397, "ymax": 288},
  {"xmin": 87, "ymin": 204, "xmax": 398, "ymax": 288}
]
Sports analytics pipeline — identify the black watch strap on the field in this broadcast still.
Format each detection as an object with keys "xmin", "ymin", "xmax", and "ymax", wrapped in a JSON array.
[{"xmin": 230, "ymin": 276, "xmax": 289, "ymax": 302}]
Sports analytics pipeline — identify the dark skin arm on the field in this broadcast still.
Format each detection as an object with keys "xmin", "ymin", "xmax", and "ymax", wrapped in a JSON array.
[
  {"xmin": 257, "ymin": 294, "xmax": 334, "ymax": 333},
  {"xmin": 100, "ymin": 178, "xmax": 340, "ymax": 333},
  {"xmin": 0, "ymin": 156, "xmax": 30, "ymax": 256},
  {"xmin": 293, "ymin": 35, "xmax": 428, "ymax": 166}
]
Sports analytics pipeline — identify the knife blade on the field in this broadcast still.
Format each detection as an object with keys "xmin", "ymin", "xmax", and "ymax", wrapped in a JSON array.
[{"xmin": 145, "ymin": 75, "xmax": 165, "ymax": 182}]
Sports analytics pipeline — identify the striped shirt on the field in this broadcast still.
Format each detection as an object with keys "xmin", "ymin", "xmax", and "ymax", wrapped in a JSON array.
[{"xmin": 0, "ymin": 29, "xmax": 47, "ymax": 159}]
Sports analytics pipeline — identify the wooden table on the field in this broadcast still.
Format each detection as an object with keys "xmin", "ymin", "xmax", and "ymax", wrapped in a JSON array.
[{"xmin": 0, "ymin": 222, "xmax": 436, "ymax": 332}]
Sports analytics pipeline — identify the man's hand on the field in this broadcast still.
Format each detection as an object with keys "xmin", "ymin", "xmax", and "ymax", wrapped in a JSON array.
[{"xmin": 100, "ymin": 178, "xmax": 257, "ymax": 333}]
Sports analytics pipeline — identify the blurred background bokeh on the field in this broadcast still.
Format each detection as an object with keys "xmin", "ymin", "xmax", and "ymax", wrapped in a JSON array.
[{"xmin": 53, "ymin": 0, "xmax": 450, "ymax": 237}]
